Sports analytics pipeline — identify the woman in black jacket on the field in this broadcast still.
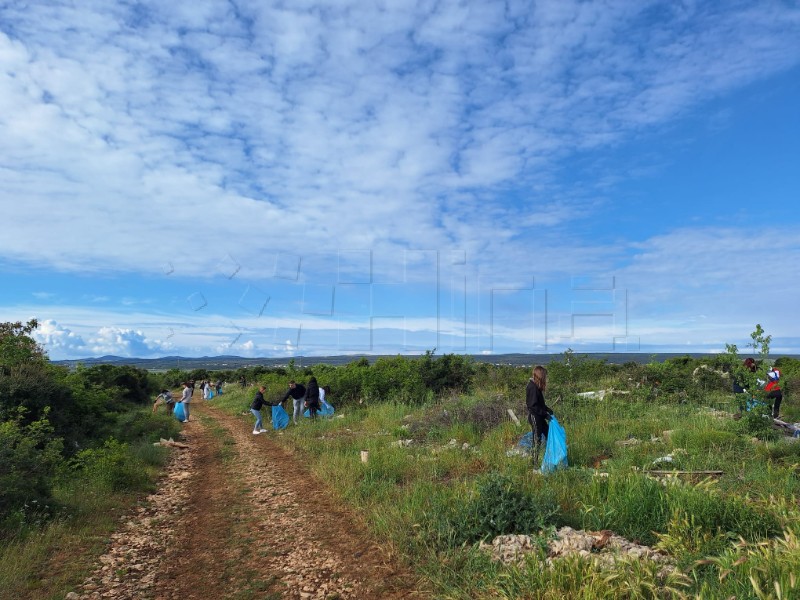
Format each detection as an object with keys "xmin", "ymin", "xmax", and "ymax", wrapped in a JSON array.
[
  {"xmin": 526, "ymin": 365, "xmax": 553, "ymax": 462},
  {"xmin": 251, "ymin": 386, "xmax": 268, "ymax": 434}
]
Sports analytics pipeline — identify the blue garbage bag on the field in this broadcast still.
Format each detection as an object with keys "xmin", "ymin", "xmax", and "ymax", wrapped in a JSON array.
[
  {"xmin": 303, "ymin": 400, "xmax": 335, "ymax": 418},
  {"xmin": 272, "ymin": 405, "xmax": 289, "ymax": 430},
  {"xmin": 745, "ymin": 397, "xmax": 767, "ymax": 411},
  {"xmin": 173, "ymin": 402, "xmax": 186, "ymax": 422},
  {"xmin": 208, "ymin": 390, "xmax": 215, "ymax": 399},
  {"xmin": 541, "ymin": 415, "xmax": 568, "ymax": 473}
]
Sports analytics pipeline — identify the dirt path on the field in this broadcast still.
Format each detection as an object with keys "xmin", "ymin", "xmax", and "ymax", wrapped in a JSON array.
[{"xmin": 68, "ymin": 401, "xmax": 424, "ymax": 600}]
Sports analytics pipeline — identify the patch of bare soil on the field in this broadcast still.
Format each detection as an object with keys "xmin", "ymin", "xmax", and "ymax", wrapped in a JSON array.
[{"xmin": 67, "ymin": 401, "xmax": 425, "ymax": 600}]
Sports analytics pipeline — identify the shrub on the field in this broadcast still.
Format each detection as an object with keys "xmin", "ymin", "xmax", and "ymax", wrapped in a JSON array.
[
  {"xmin": 68, "ymin": 438, "xmax": 150, "ymax": 492},
  {"xmin": 0, "ymin": 410, "xmax": 63, "ymax": 533},
  {"xmin": 110, "ymin": 408, "xmax": 181, "ymax": 444},
  {"xmin": 736, "ymin": 404, "xmax": 779, "ymax": 441},
  {"xmin": 456, "ymin": 472, "xmax": 559, "ymax": 544},
  {"xmin": 71, "ymin": 364, "xmax": 154, "ymax": 405}
]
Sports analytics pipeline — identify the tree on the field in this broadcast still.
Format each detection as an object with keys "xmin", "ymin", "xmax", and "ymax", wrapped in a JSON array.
[
  {"xmin": 726, "ymin": 323, "xmax": 772, "ymax": 397},
  {"xmin": 0, "ymin": 319, "xmax": 46, "ymax": 372}
]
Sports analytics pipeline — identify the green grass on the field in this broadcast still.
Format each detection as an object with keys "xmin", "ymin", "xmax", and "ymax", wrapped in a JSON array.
[
  {"xmin": 8, "ymin": 376, "xmax": 795, "ymax": 599},
  {"xmin": 243, "ymin": 380, "xmax": 800, "ymax": 599}
]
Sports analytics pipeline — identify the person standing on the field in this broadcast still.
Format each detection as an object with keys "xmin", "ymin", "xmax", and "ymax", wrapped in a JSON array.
[
  {"xmin": 733, "ymin": 358, "xmax": 757, "ymax": 394},
  {"xmin": 281, "ymin": 380, "xmax": 307, "ymax": 425},
  {"xmin": 180, "ymin": 381, "xmax": 192, "ymax": 422},
  {"xmin": 766, "ymin": 367, "xmax": 783, "ymax": 419},
  {"xmin": 526, "ymin": 365, "xmax": 553, "ymax": 463},
  {"xmin": 305, "ymin": 377, "xmax": 321, "ymax": 419},
  {"xmin": 251, "ymin": 386, "xmax": 269, "ymax": 434}
]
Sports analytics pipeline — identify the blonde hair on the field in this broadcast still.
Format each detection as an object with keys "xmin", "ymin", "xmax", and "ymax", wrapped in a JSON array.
[{"xmin": 532, "ymin": 365, "xmax": 548, "ymax": 392}]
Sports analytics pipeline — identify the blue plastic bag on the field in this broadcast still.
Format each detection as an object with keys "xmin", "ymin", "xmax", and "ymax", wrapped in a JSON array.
[
  {"xmin": 272, "ymin": 405, "xmax": 289, "ymax": 430},
  {"xmin": 208, "ymin": 390, "xmax": 215, "ymax": 399},
  {"xmin": 745, "ymin": 397, "xmax": 767, "ymax": 411},
  {"xmin": 541, "ymin": 415, "xmax": 568, "ymax": 473},
  {"xmin": 303, "ymin": 400, "xmax": 335, "ymax": 418},
  {"xmin": 173, "ymin": 402, "xmax": 186, "ymax": 422},
  {"xmin": 518, "ymin": 431, "xmax": 533, "ymax": 449}
]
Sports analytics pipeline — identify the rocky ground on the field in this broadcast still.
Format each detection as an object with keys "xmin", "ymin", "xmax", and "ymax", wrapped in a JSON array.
[{"xmin": 64, "ymin": 402, "xmax": 423, "ymax": 600}]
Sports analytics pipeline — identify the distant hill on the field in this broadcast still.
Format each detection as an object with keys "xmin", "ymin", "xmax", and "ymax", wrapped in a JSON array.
[{"xmin": 48, "ymin": 351, "xmax": 779, "ymax": 372}]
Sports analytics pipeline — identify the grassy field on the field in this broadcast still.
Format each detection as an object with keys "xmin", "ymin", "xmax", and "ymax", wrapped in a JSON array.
[
  {"xmin": 214, "ymin": 373, "xmax": 800, "ymax": 599},
  {"xmin": 4, "ymin": 354, "xmax": 797, "ymax": 599}
]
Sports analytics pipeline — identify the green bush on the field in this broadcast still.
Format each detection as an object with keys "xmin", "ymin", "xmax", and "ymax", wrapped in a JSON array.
[
  {"xmin": 109, "ymin": 409, "xmax": 181, "ymax": 445},
  {"xmin": 70, "ymin": 364, "xmax": 154, "ymax": 405},
  {"xmin": 68, "ymin": 438, "xmax": 150, "ymax": 492},
  {"xmin": 457, "ymin": 472, "xmax": 558, "ymax": 544},
  {"xmin": 0, "ymin": 410, "xmax": 64, "ymax": 533},
  {"xmin": 736, "ymin": 404, "xmax": 779, "ymax": 441},
  {"xmin": 0, "ymin": 362, "xmax": 84, "ymax": 448}
]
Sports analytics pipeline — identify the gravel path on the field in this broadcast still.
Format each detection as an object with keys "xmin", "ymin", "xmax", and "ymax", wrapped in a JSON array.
[{"xmin": 67, "ymin": 402, "xmax": 423, "ymax": 600}]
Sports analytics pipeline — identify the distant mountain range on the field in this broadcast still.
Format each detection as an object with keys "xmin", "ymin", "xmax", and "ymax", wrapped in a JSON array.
[{"xmin": 50, "ymin": 352, "xmax": 761, "ymax": 372}]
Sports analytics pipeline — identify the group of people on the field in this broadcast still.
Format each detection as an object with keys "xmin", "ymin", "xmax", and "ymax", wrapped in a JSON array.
[
  {"xmin": 734, "ymin": 357, "xmax": 783, "ymax": 418},
  {"xmin": 524, "ymin": 357, "xmax": 787, "ymax": 468},
  {"xmin": 152, "ymin": 381, "xmax": 194, "ymax": 422},
  {"xmin": 198, "ymin": 379, "xmax": 223, "ymax": 399},
  {"xmin": 153, "ymin": 356, "xmax": 786, "ymax": 458},
  {"xmin": 250, "ymin": 377, "xmax": 328, "ymax": 434}
]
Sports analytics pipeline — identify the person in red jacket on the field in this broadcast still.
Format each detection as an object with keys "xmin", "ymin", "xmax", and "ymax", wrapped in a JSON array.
[{"xmin": 765, "ymin": 367, "xmax": 783, "ymax": 419}]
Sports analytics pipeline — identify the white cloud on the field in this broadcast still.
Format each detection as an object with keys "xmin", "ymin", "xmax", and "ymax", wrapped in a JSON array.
[
  {"xmin": 619, "ymin": 226, "xmax": 800, "ymax": 344},
  {"xmin": 88, "ymin": 326, "xmax": 171, "ymax": 358},
  {"xmin": 3, "ymin": 2, "xmax": 800, "ymax": 357},
  {"xmin": 34, "ymin": 319, "xmax": 88, "ymax": 356},
  {"xmin": 30, "ymin": 317, "xmax": 173, "ymax": 359},
  {"xmin": 0, "ymin": 1, "xmax": 797, "ymax": 283}
]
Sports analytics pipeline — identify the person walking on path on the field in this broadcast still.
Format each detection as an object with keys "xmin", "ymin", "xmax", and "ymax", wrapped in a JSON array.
[
  {"xmin": 281, "ymin": 380, "xmax": 307, "ymax": 425},
  {"xmin": 180, "ymin": 381, "xmax": 192, "ymax": 422},
  {"xmin": 251, "ymin": 386, "xmax": 269, "ymax": 434},
  {"xmin": 305, "ymin": 377, "xmax": 321, "ymax": 419},
  {"xmin": 526, "ymin": 365, "xmax": 553, "ymax": 464}
]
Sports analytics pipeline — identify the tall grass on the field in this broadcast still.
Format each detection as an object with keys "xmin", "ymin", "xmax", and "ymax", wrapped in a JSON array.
[{"xmin": 254, "ymin": 376, "xmax": 800, "ymax": 599}]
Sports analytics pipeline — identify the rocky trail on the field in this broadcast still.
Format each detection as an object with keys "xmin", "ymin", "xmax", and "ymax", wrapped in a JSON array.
[{"xmin": 66, "ymin": 402, "xmax": 424, "ymax": 600}]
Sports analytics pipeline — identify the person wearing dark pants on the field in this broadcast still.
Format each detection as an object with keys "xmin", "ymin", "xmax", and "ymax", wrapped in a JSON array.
[
  {"xmin": 526, "ymin": 365, "xmax": 553, "ymax": 464},
  {"xmin": 305, "ymin": 377, "xmax": 321, "ymax": 419},
  {"xmin": 766, "ymin": 367, "xmax": 783, "ymax": 419}
]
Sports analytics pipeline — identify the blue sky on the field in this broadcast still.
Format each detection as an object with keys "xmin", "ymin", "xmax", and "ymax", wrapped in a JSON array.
[{"xmin": 1, "ymin": 0, "xmax": 799, "ymax": 360}]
